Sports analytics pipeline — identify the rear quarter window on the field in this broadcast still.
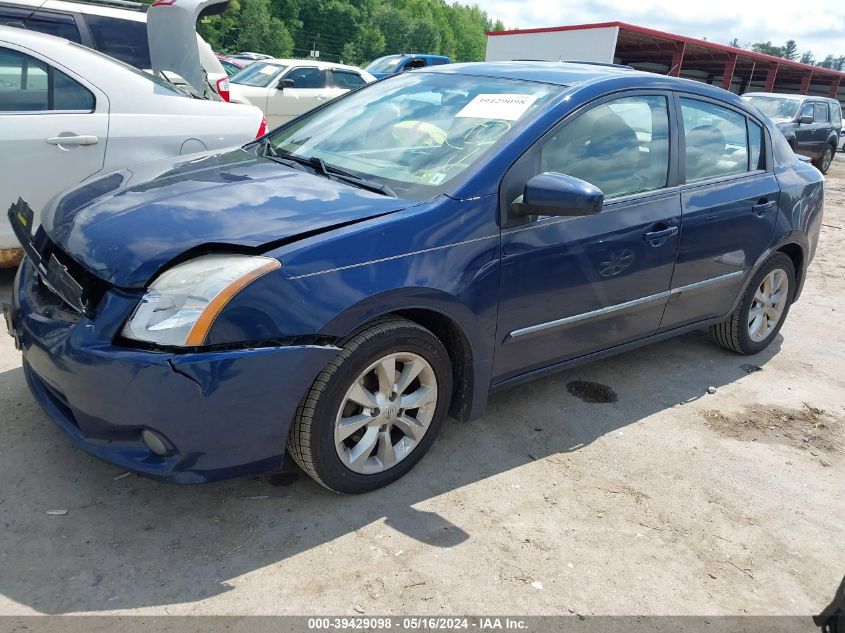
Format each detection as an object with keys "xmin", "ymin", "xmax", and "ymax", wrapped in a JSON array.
[{"xmin": 83, "ymin": 14, "xmax": 151, "ymax": 69}]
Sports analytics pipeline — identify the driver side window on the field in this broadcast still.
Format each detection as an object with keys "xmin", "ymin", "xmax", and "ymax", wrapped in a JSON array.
[
  {"xmin": 540, "ymin": 95, "xmax": 670, "ymax": 199},
  {"xmin": 284, "ymin": 67, "xmax": 326, "ymax": 89}
]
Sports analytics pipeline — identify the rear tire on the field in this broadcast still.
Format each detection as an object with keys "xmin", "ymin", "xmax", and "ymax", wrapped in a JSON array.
[
  {"xmin": 287, "ymin": 317, "xmax": 452, "ymax": 494},
  {"xmin": 710, "ymin": 253, "xmax": 795, "ymax": 355},
  {"xmin": 813, "ymin": 143, "xmax": 835, "ymax": 174}
]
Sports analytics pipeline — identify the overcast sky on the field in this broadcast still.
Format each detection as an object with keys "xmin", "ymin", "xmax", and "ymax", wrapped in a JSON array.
[{"xmin": 480, "ymin": 0, "xmax": 845, "ymax": 58}]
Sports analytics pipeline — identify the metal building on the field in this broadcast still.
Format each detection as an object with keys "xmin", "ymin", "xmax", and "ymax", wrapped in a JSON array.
[{"xmin": 486, "ymin": 21, "xmax": 845, "ymax": 107}]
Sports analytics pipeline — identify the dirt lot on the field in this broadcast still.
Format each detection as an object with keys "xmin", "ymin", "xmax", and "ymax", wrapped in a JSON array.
[{"xmin": 0, "ymin": 159, "xmax": 843, "ymax": 617}]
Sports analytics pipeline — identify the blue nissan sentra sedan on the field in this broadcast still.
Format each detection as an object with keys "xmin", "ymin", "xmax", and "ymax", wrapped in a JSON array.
[{"xmin": 5, "ymin": 62, "xmax": 824, "ymax": 493}]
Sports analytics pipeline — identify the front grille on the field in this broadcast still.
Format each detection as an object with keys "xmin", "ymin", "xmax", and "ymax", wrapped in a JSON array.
[{"xmin": 28, "ymin": 271, "xmax": 82, "ymax": 325}]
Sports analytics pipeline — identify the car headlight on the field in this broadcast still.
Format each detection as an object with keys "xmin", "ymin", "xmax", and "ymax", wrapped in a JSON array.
[{"xmin": 122, "ymin": 254, "xmax": 280, "ymax": 347}]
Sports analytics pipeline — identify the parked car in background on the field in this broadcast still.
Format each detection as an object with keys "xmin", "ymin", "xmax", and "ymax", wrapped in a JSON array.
[
  {"xmin": 0, "ymin": 24, "xmax": 264, "ymax": 264},
  {"xmin": 217, "ymin": 54, "xmax": 248, "ymax": 76},
  {"xmin": 229, "ymin": 59, "xmax": 374, "ymax": 127},
  {"xmin": 0, "ymin": 0, "xmax": 230, "ymax": 100},
  {"xmin": 231, "ymin": 51, "xmax": 272, "ymax": 61},
  {"xmin": 5, "ymin": 63, "xmax": 823, "ymax": 492},
  {"xmin": 743, "ymin": 92, "xmax": 840, "ymax": 173},
  {"xmin": 364, "ymin": 53, "xmax": 451, "ymax": 78}
]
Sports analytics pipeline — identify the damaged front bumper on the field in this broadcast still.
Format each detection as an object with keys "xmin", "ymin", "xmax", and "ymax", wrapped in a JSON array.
[{"xmin": 9, "ymin": 259, "xmax": 339, "ymax": 483}]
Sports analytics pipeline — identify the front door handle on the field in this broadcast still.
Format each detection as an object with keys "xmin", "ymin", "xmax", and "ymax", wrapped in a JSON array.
[
  {"xmin": 46, "ymin": 135, "xmax": 98, "ymax": 146},
  {"xmin": 752, "ymin": 199, "xmax": 777, "ymax": 216},
  {"xmin": 644, "ymin": 225, "xmax": 678, "ymax": 246}
]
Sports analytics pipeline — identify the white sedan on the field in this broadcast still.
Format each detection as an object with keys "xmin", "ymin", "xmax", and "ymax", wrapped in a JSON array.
[
  {"xmin": 229, "ymin": 59, "xmax": 375, "ymax": 128},
  {"xmin": 0, "ymin": 24, "xmax": 264, "ymax": 264}
]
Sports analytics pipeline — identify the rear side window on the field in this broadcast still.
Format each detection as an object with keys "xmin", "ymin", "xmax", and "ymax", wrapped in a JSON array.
[
  {"xmin": 833, "ymin": 105, "xmax": 842, "ymax": 127},
  {"xmin": 84, "ymin": 14, "xmax": 151, "ymax": 69},
  {"xmin": 332, "ymin": 70, "xmax": 365, "ymax": 89},
  {"xmin": 814, "ymin": 103, "xmax": 830, "ymax": 123},
  {"xmin": 681, "ymin": 98, "xmax": 749, "ymax": 182},
  {"xmin": 25, "ymin": 10, "xmax": 81, "ymax": 42},
  {"xmin": 0, "ymin": 47, "xmax": 93, "ymax": 112},
  {"xmin": 0, "ymin": 7, "xmax": 81, "ymax": 42},
  {"xmin": 541, "ymin": 95, "xmax": 670, "ymax": 198},
  {"xmin": 285, "ymin": 67, "xmax": 326, "ymax": 89}
]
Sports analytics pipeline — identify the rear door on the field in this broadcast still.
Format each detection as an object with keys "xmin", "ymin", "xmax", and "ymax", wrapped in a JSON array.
[
  {"xmin": 266, "ymin": 66, "xmax": 327, "ymax": 126},
  {"xmin": 813, "ymin": 102, "xmax": 831, "ymax": 149},
  {"xmin": 0, "ymin": 45, "xmax": 108, "ymax": 225},
  {"xmin": 659, "ymin": 95, "xmax": 777, "ymax": 331}
]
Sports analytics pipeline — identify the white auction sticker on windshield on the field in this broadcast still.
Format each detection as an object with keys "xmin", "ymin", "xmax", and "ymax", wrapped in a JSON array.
[
  {"xmin": 455, "ymin": 94, "xmax": 539, "ymax": 120},
  {"xmin": 258, "ymin": 65, "xmax": 279, "ymax": 75}
]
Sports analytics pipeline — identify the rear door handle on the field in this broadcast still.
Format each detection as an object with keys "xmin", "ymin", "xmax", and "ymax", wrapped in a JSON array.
[
  {"xmin": 644, "ymin": 226, "xmax": 678, "ymax": 246},
  {"xmin": 46, "ymin": 135, "xmax": 98, "ymax": 146},
  {"xmin": 753, "ymin": 199, "xmax": 777, "ymax": 215}
]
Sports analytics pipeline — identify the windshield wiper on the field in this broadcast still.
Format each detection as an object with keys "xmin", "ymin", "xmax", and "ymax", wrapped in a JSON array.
[
  {"xmin": 261, "ymin": 145, "xmax": 396, "ymax": 197},
  {"xmin": 260, "ymin": 139, "xmax": 307, "ymax": 171},
  {"xmin": 308, "ymin": 156, "xmax": 397, "ymax": 198}
]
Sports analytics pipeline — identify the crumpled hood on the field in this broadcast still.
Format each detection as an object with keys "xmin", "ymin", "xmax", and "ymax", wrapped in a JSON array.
[{"xmin": 42, "ymin": 149, "xmax": 413, "ymax": 288}]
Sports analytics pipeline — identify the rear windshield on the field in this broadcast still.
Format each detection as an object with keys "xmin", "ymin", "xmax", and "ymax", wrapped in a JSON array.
[
  {"xmin": 83, "ymin": 14, "xmax": 151, "ymax": 69},
  {"xmin": 68, "ymin": 42, "xmax": 183, "ymax": 95},
  {"xmin": 365, "ymin": 56, "xmax": 404, "ymax": 73},
  {"xmin": 230, "ymin": 62, "xmax": 287, "ymax": 87}
]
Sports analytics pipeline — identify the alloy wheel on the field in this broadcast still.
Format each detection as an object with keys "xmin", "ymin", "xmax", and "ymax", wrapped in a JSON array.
[
  {"xmin": 822, "ymin": 147, "xmax": 833, "ymax": 172},
  {"xmin": 747, "ymin": 269, "xmax": 789, "ymax": 342},
  {"xmin": 334, "ymin": 352, "xmax": 438, "ymax": 474}
]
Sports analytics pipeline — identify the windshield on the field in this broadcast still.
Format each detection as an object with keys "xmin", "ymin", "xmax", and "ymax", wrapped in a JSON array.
[
  {"xmin": 365, "ymin": 56, "xmax": 404, "ymax": 73},
  {"xmin": 231, "ymin": 62, "xmax": 287, "ymax": 87},
  {"xmin": 264, "ymin": 72, "xmax": 564, "ymax": 199},
  {"xmin": 69, "ymin": 42, "xmax": 183, "ymax": 95},
  {"xmin": 743, "ymin": 96, "xmax": 800, "ymax": 120}
]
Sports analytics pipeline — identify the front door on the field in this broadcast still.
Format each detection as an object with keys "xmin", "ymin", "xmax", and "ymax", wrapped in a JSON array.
[
  {"xmin": 266, "ymin": 66, "xmax": 328, "ymax": 127},
  {"xmin": 659, "ymin": 96, "xmax": 778, "ymax": 330},
  {"xmin": 494, "ymin": 93, "xmax": 681, "ymax": 383},
  {"xmin": 795, "ymin": 101, "xmax": 817, "ymax": 155},
  {"xmin": 0, "ymin": 45, "xmax": 108, "ymax": 231}
]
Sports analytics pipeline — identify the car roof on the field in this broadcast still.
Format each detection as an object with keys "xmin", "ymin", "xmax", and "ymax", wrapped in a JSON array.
[
  {"xmin": 2, "ymin": 0, "xmax": 148, "ymax": 22},
  {"xmin": 744, "ymin": 92, "xmax": 839, "ymax": 104},
  {"xmin": 262, "ymin": 58, "xmax": 367, "ymax": 72}
]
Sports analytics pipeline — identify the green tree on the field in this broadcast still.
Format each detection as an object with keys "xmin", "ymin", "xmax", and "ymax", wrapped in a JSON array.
[
  {"xmin": 800, "ymin": 51, "xmax": 815, "ymax": 64},
  {"xmin": 407, "ymin": 19, "xmax": 441, "ymax": 53},
  {"xmin": 728, "ymin": 37, "xmax": 740, "ymax": 48},
  {"xmin": 751, "ymin": 41, "xmax": 784, "ymax": 57},
  {"xmin": 782, "ymin": 39, "xmax": 798, "ymax": 60},
  {"xmin": 818, "ymin": 54, "xmax": 835, "ymax": 69}
]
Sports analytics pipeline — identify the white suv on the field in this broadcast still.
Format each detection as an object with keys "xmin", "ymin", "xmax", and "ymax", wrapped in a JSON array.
[{"xmin": 0, "ymin": 0, "xmax": 229, "ymax": 99}]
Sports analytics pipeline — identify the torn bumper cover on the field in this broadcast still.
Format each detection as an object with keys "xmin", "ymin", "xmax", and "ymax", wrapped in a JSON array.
[{"xmin": 10, "ymin": 259, "xmax": 339, "ymax": 483}]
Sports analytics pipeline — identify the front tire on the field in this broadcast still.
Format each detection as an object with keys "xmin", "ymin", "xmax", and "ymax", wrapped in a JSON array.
[
  {"xmin": 710, "ymin": 252, "xmax": 795, "ymax": 355},
  {"xmin": 287, "ymin": 317, "xmax": 452, "ymax": 494}
]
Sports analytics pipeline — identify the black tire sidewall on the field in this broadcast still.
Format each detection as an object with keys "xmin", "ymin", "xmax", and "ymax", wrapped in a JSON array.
[
  {"xmin": 307, "ymin": 327, "xmax": 452, "ymax": 494},
  {"xmin": 735, "ymin": 254, "xmax": 795, "ymax": 354}
]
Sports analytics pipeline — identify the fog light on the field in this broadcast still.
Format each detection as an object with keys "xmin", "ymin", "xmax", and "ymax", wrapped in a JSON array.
[{"xmin": 142, "ymin": 429, "xmax": 170, "ymax": 456}]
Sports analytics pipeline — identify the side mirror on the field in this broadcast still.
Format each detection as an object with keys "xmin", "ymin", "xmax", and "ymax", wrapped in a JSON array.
[
  {"xmin": 512, "ymin": 172, "xmax": 603, "ymax": 217},
  {"xmin": 277, "ymin": 78, "xmax": 295, "ymax": 90},
  {"xmin": 799, "ymin": 114, "xmax": 814, "ymax": 124}
]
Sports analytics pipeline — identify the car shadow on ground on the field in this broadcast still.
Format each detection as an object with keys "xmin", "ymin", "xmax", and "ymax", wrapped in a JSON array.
[{"xmin": 0, "ymin": 320, "xmax": 783, "ymax": 613}]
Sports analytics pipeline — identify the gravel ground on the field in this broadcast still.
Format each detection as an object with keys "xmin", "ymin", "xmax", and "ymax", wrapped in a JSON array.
[{"xmin": 0, "ymin": 157, "xmax": 842, "ymax": 616}]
